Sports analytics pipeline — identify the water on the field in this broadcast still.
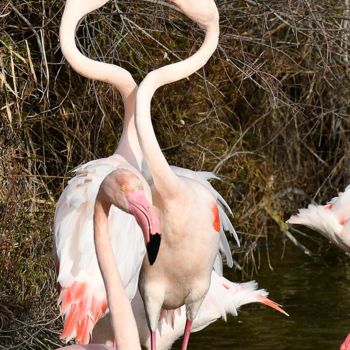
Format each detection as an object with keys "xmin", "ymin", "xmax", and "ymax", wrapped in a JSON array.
[{"xmin": 173, "ymin": 239, "xmax": 350, "ymax": 349}]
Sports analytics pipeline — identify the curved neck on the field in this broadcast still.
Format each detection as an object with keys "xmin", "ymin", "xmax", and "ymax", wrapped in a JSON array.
[
  {"xmin": 136, "ymin": 21, "xmax": 219, "ymax": 197},
  {"xmin": 114, "ymin": 89, "xmax": 143, "ymax": 170},
  {"xmin": 93, "ymin": 198, "xmax": 141, "ymax": 350},
  {"xmin": 60, "ymin": 0, "xmax": 142, "ymax": 169}
]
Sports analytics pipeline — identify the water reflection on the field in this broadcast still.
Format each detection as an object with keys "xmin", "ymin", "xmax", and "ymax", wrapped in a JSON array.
[{"xmin": 173, "ymin": 240, "xmax": 350, "ymax": 349}]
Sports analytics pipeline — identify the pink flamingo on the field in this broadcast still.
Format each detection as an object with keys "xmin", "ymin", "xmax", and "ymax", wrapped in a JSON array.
[
  {"xmin": 133, "ymin": 1, "xmax": 255, "ymax": 349},
  {"xmin": 287, "ymin": 185, "xmax": 350, "ymax": 349},
  {"xmin": 287, "ymin": 185, "xmax": 350, "ymax": 251},
  {"xmin": 55, "ymin": 0, "xmax": 161, "ymax": 344},
  {"xmin": 56, "ymin": 170, "xmax": 144, "ymax": 350}
]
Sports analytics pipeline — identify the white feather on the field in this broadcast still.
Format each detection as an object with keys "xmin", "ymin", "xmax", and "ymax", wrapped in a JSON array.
[
  {"xmin": 54, "ymin": 154, "xmax": 147, "ymax": 340},
  {"xmin": 287, "ymin": 185, "xmax": 350, "ymax": 251},
  {"xmin": 170, "ymin": 166, "xmax": 239, "ymax": 267}
]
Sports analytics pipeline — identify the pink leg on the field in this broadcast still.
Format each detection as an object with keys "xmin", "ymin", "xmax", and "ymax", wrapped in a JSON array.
[
  {"xmin": 181, "ymin": 319, "xmax": 193, "ymax": 350},
  {"xmin": 151, "ymin": 330, "xmax": 156, "ymax": 350},
  {"xmin": 113, "ymin": 338, "xmax": 117, "ymax": 349},
  {"xmin": 341, "ymin": 333, "xmax": 350, "ymax": 350}
]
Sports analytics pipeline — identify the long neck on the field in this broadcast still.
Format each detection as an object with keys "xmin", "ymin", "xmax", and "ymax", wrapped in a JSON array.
[
  {"xmin": 93, "ymin": 198, "xmax": 141, "ymax": 350},
  {"xmin": 135, "ymin": 21, "xmax": 219, "ymax": 197},
  {"xmin": 60, "ymin": 0, "xmax": 142, "ymax": 169},
  {"xmin": 114, "ymin": 90, "xmax": 143, "ymax": 170}
]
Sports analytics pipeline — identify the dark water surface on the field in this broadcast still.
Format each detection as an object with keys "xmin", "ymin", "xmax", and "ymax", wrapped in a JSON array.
[{"xmin": 173, "ymin": 240, "xmax": 350, "ymax": 349}]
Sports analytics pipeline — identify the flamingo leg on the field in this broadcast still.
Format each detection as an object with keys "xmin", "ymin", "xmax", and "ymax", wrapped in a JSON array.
[
  {"xmin": 151, "ymin": 330, "xmax": 156, "ymax": 350},
  {"xmin": 181, "ymin": 319, "xmax": 193, "ymax": 350}
]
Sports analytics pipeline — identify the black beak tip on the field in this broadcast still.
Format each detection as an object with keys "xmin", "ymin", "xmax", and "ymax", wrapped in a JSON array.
[{"xmin": 146, "ymin": 233, "xmax": 161, "ymax": 265}]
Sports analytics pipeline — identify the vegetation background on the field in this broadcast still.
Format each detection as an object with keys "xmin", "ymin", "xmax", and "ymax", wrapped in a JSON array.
[{"xmin": 1, "ymin": 0, "xmax": 349, "ymax": 348}]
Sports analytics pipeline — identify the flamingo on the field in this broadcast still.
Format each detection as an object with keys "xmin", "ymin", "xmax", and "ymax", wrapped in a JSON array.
[
  {"xmin": 56, "ymin": 170, "xmax": 144, "ymax": 350},
  {"xmin": 133, "ymin": 1, "xmax": 249, "ymax": 349},
  {"xmin": 55, "ymin": 0, "xmax": 161, "ymax": 344},
  {"xmin": 287, "ymin": 185, "xmax": 350, "ymax": 350},
  {"xmin": 287, "ymin": 185, "xmax": 350, "ymax": 251}
]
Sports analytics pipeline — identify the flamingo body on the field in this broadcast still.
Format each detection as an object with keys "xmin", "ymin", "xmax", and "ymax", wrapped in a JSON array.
[
  {"xmin": 139, "ymin": 175, "xmax": 222, "ymax": 323},
  {"xmin": 57, "ymin": 170, "xmax": 151, "ymax": 350},
  {"xmin": 287, "ymin": 185, "xmax": 350, "ymax": 251},
  {"xmin": 93, "ymin": 271, "xmax": 287, "ymax": 350},
  {"xmin": 170, "ymin": 166, "xmax": 239, "ymax": 265},
  {"xmin": 55, "ymin": 155, "xmax": 150, "ymax": 342},
  {"xmin": 287, "ymin": 185, "xmax": 350, "ymax": 350}
]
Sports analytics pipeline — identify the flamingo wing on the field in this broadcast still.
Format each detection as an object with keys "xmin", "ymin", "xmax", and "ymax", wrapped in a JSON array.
[
  {"xmin": 170, "ymin": 166, "xmax": 239, "ymax": 268},
  {"xmin": 327, "ymin": 185, "xmax": 350, "ymax": 223},
  {"xmin": 287, "ymin": 205, "xmax": 342, "ymax": 240},
  {"xmin": 287, "ymin": 185, "xmax": 350, "ymax": 251},
  {"xmin": 54, "ymin": 155, "xmax": 146, "ymax": 344}
]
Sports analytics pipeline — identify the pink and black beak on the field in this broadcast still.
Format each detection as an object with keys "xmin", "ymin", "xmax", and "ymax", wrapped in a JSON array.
[{"xmin": 125, "ymin": 190, "xmax": 161, "ymax": 265}]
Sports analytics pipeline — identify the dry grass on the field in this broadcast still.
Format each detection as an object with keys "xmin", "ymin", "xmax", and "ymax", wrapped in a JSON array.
[{"xmin": 1, "ymin": 0, "xmax": 350, "ymax": 348}]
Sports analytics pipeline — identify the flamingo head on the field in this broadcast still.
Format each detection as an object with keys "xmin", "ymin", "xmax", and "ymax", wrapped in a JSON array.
[
  {"xmin": 169, "ymin": 0, "xmax": 219, "ymax": 27},
  {"xmin": 99, "ymin": 169, "xmax": 161, "ymax": 265}
]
